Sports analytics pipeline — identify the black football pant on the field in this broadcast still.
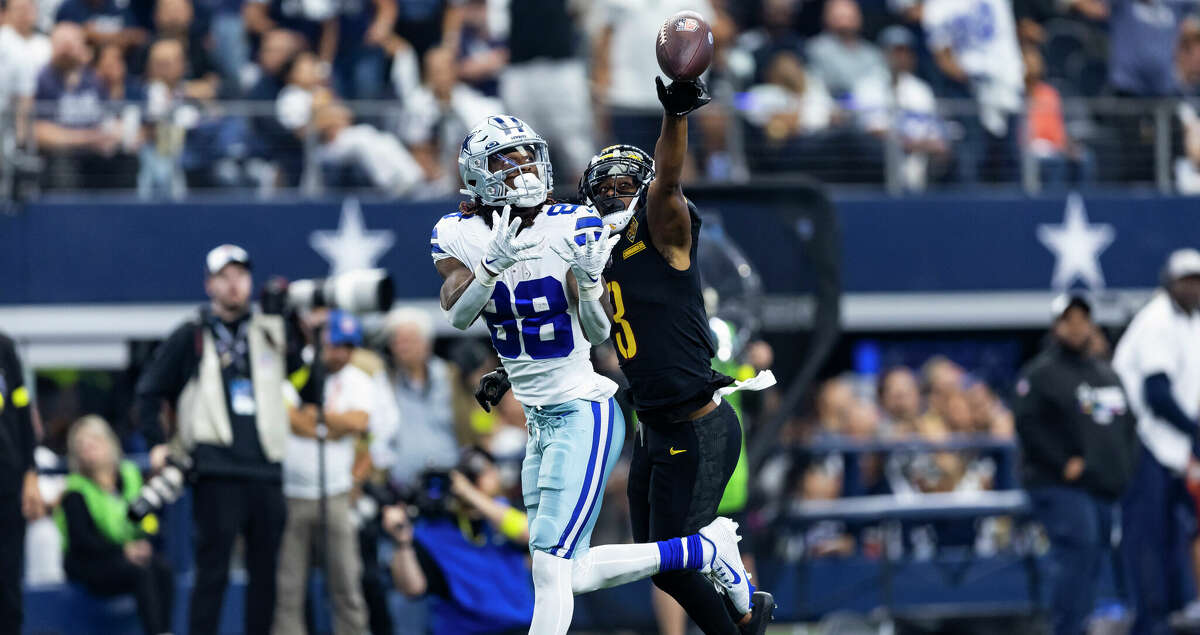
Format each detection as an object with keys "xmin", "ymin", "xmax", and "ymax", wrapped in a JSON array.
[
  {"xmin": 628, "ymin": 400, "xmax": 743, "ymax": 635},
  {"xmin": 0, "ymin": 496, "xmax": 23, "ymax": 631}
]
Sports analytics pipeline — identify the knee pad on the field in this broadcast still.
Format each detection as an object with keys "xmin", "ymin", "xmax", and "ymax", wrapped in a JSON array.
[{"xmin": 529, "ymin": 515, "xmax": 562, "ymax": 555}]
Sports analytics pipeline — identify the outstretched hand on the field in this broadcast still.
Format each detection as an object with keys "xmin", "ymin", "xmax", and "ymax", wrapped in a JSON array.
[
  {"xmin": 656, "ymin": 76, "xmax": 711, "ymax": 117},
  {"xmin": 482, "ymin": 205, "xmax": 543, "ymax": 275}
]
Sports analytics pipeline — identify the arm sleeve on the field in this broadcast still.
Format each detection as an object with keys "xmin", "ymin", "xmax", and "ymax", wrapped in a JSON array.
[
  {"xmin": 62, "ymin": 492, "xmax": 126, "ymax": 558},
  {"xmin": 134, "ymin": 323, "xmax": 197, "ymax": 446},
  {"xmin": 412, "ymin": 539, "xmax": 451, "ymax": 598},
  {"xmin": 1013, "ymin": 373, "xmax": 1080, "ymax": 473},
  {"xmin": 1144, "ymin": 373, "xmax": 1200, "ymax": 456},
  {"xmin": 2, "ymin": 338, "xmax": 35, "ymax": 474}
]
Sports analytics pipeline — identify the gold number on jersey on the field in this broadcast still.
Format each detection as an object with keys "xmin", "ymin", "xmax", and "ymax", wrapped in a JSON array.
[{"xmin": 607, "ymin": 280, "xmax": 637, "ymax": 360}]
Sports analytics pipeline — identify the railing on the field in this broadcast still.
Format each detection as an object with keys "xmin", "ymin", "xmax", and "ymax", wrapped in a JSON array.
[{"xmin": 3, "ymin": 96, "xmax": 1196, "ymax": 202}]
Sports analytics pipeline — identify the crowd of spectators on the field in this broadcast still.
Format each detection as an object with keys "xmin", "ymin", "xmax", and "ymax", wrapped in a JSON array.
[{"xmin": 3, "ymin": 0, "xmax": 1200, "ymax": 193}]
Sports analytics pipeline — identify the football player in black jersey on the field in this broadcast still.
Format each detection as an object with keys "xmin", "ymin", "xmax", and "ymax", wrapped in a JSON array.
[{"xmin": 477, "ymin": 78, "xmax": 775, "ymax": 634}]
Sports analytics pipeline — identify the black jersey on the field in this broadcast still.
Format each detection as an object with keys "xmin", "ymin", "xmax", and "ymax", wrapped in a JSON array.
[{"xmin": 605, "ymin": 199, "xmax": 732, "ymax": 423}]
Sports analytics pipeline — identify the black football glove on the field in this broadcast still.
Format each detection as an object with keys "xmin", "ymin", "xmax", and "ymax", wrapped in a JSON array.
[
  {"xmin": 656, "ymin": 76, "xmax": 711, "ymax": 117},
  {"xmin": 474, "ymin": 367, "xmax": 511, "ymax": 412}
]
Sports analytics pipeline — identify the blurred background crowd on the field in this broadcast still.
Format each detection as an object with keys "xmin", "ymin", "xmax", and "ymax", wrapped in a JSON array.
[{"xmin": 4, "ymin": 0, "xmax": 1200, "ymax": 198}]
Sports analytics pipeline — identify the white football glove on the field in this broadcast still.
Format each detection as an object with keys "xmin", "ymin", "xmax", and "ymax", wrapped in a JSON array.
[
  {"xmin": 552, "ymin": 224, "xmax": 621, "ymax": 301},
  {"xmin": 478, "ymin": 205, "xmax": 542, "ymax": 283}
]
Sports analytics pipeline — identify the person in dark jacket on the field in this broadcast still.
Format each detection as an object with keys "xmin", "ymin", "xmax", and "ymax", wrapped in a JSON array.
[
  {"xmin": 0, "ymin": 331, "xmax": 42, "ymax": 630},
  {"xmin": 1014, "ymin": 294, "xmax": 1138, "ymax": 635},
  {"xmin": 54, "ymin": 415, "xmax": 173, "ymax": 635},
  {"xmin": 134, "ymin": 244, "xmax": 310, "ymax": 635}
]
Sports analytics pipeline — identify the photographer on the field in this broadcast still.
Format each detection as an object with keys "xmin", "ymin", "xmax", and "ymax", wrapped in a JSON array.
[
  {"xmin": 275, "ymin": 310, "xmax": 370, "ymax": 635},
  {"xmin": 382, "ymin": 447, "xmax": 534, "ymax": 635},
  {"xmin": 53, "ymin": 415, "xmax": 173, "ymax": 635},
  {"xmin": 134, "ymin": 244, "xmax": 311, "ymax": 635},
  {"xmin": 0, "ymin": 330, "xmax": 41, "ymax": 630}
]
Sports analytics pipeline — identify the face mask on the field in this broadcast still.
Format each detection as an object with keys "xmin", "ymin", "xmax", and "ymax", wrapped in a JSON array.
[{"xmin": 511, "ymin": 171, "xmax": 547, "ymax": 208}]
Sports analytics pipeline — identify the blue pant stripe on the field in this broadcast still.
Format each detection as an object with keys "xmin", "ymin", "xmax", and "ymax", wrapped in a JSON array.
[
  {"xmin": 553, "ymin": 400, "xmax": 603, "ymax": 555},
  {"xmin": 565, "ymin": 398, "xmax": 616, "ymax": 558}
]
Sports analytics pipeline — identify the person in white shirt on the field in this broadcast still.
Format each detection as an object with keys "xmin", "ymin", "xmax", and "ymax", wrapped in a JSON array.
[
  {"xmin": 922, "ymin": 0, "xmax": 1024, "ymax": 184},
  {"xmin": 0, "ymin": 0, "xmax": 50, "ymax": 143},
  {"xmin": 591, "ymin": 0, "xmax": 715, "ymax": 155},
  {"xmin": 275, "ymin": 310, "xmax": 372, "ymax": 635},
  {"xmin": 853, "ymin": 25, "xmax": 947, "ymax": 191},
  {"xmin": 805, "ymin": 0, "xmax": 887, "ymax": 98},
  {"xmin": 1113, "ymin": 249, "xmax": 1200, "ymax": 635}
]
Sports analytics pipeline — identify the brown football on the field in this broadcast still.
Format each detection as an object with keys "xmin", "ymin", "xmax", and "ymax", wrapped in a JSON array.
[{"xmin": 655, "ymin": 10, "xmax": 714, "ymax": 81}]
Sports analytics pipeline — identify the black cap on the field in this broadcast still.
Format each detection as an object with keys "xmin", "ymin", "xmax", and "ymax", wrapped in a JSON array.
[{"xmin": 1051, "ymin": 293, "xmax": 1092, "ymax": 321}]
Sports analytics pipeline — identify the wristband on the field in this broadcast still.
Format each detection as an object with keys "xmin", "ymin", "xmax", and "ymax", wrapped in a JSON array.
[
  {"xmin": 474, "ymin": 261, "xmax": 499, "ymax": 286},
  {"xmin": 577, "ymin": 280, "xmax": 605, "ymax": 302}
]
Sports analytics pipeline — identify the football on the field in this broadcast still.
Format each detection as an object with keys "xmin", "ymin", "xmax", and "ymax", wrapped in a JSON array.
[{"xmin": 655, "ymin": 10, "xmax": 714, "ymax": 81}]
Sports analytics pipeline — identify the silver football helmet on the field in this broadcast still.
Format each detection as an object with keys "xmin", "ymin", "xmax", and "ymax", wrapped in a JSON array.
[{"xmin": 458, "ymin": 116, "xmax": 553, "ymax": 208}]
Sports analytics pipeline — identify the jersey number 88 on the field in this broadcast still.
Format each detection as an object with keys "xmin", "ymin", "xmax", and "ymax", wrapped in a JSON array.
[{"xmin": 481, "ymin": 276, "xmax": 573, "ymax": 359}]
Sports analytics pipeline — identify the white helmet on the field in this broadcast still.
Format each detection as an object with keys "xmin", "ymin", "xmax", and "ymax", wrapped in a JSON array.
[{"xmin": 458, "ymin": 115, "xmax": 553, "ymax": 208}]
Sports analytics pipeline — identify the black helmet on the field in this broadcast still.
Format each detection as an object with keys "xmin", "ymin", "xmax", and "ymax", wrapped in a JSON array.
[{"xmin": 578, "ymin": 145, "xmax": 655, "ymax": 215}]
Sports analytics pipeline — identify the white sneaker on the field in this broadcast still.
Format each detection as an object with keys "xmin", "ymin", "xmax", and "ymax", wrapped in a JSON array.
[{"xmin": 698, "ymin": 517, "xmax": 752, "ymax": 615}]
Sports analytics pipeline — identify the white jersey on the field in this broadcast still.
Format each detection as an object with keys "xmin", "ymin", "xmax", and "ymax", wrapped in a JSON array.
[
  {"xmin": 431, "ymin": 202, "xmax": 618, "ymax": 406},
  {"xmin": 1113, "ymin": 292, "xmax": 1200, "ymax": 473}
]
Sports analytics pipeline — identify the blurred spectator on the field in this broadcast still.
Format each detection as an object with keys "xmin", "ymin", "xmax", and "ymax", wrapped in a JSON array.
[
  {"xmin": 312, "ymin": 98, "xmax": 426, "ymax": 194},
  {"xmin": 1023, "ymin": 43, "xmax": 1094, "ymax": 188},
  {"xmin": 198, "ymin": 0, "xmax": 250, "ymax": 93},
  {"xmin": 392, "ymin": 0, "xmax": 460, "ymax": 62},
  {"xmin": 923, "ymin": 0, "xmax": 1025, "ymax": 184},
  {"xmin": 739, "ymin": 51, "xmax": 836, "ymax": 172},
  {"xmin": 877, "ymin": 366, "xmax": 922, "ymax": 437},
  {"xmin": 852, "ymin": 25, "xmax": 948, "ymax": 191},
  {"xmin": 55, "ymin": 0, "xmax": 147, "ymax": 52},
  {"xmin": 790, "ymin": 459, "xmax": 855, "ymax": 558},
  {"xmin": 244, "ymin": 0, "xmax": 337, "ymax": 67},
  {"xmin": 398, "ymin": 45, "xmax": 503, "ymax": 194},
  {"xmin": 149, "ymin": 0, "xmax": 221, "ymax": 99},
  {"xmin": 275, "ymin": 49, "xmax": 331, "ymax": 133},
  {"xmin": 730, "ymin": 0, "xmax": 808, "ymax": 87},
  {"xmin": 1108, "ymin": 0, "xmax": 1194, "ymax": 97},
  {"xmin": 815, "ymin": 375, "xmax": 855, "ymax": 436},
  {"xmin": 965, "ymin": 380, "xmax": 1014, "ymax": 439},
  {"xmin": 139, "ymin": 38, "xmax": 199, "ymax": 197},
  {"xmin": 0, "ymin": 0, "xmax": 51, "ymax": 145},
  {"xmin": 383, "ymin": 308, "xmax": 460, "ymax": 487},
  {"xmin": 95, "ymin": 42, "xmax": 143, "ymax": 100},
  {"xmin": 245, "ymin": 28, "xmax": 304, "ymax": 186},
  {"xmin": 275, "ymin": 311, "xmax": 370, "ymax": 635},
  {"xmin": 332, "ymin": 0, "xmax": 396, "ymax": 99},
  {"xmin": 1177, "ymin": 97, "xmax": 1200, "ymax": 193},
  {"xmin": 1113, "ymin": 249, "xmax": 1200, "ymax": 635},
  {"xmin": 453, "ymin": 0, "xmax": 505, "ymax": 98},
  {"xmin": 498, "ymin": 0, "xmax": 593, "ymax": 182},
  {"xmin": 0, "ymin": 0, "xmax": 52, "ymax": 79},
  {"xmin": 592, "ymin": 0, "xmax": 713, "ymax": 162},
  {"xmin": 805, "ymin": 0, "xmax": 887, "ymax": 98},
  {"xmin": 53, "ymin": 415, "xmax": 174, "ymax": 635},
  {"xmin": 1014, "ymin": 295, "xmax": 1136, "ymax": 635},
  {"xmin": 1180, "ymin": 16, "xmax": 1200, "ymax": 96},
  {"xmin": 34, "ymin": 23, "xmax": 134, "ymax": 189}
]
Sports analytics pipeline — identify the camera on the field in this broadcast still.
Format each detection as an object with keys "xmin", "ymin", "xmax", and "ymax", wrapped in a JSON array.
[
  {"xmin": 128, "ymin": 454, "xmax": 193, "ymax": 523},
  {"xmin": 260, "ymin": 269, "xmax": 395, "ymax": 315}
]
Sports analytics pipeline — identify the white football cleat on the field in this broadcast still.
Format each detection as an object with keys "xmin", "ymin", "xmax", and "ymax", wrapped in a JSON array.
[{"xmin": 698, "ymin": 517, "xmax": 752, "ymax": 615}]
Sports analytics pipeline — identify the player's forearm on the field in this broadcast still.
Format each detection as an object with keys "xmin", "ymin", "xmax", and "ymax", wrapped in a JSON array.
[
  {"xmin": 653, "ymin": 114, "xmax": 688, "ymax": 189},
  {"xmin": 576, "ymin": 294, "xmax": 611, "ymax": 345},
  {"xmin": 444, "ymin": 269, "xmax": 495, "ymax": 330}
]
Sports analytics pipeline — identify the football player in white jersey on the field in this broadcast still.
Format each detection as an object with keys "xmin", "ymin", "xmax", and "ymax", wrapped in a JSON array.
[{"xmin": 431, "ymin": 115, "xmax": 748, "ymax": 635}]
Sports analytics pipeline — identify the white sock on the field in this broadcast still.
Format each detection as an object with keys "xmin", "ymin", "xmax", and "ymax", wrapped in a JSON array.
[
  {"xmin": 570, "ymin": 543, "xmax": 662, "ymax": 594},
  {"xmin": 530, "ymin": 551, "xmax": 574, "ymax": 635}
]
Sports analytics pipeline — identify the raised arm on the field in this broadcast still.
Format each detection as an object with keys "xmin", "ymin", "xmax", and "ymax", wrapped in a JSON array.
[{"xmin": 645, "ymin": 78, "xmax": 710, "ymax": 269}]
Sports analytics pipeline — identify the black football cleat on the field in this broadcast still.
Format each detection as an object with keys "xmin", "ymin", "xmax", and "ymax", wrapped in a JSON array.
[{"xmin": 739, "ymin": 590, "xmax": 775, "ymax": 635}]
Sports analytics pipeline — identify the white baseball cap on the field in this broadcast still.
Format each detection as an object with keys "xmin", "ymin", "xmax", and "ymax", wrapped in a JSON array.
[
  {"xmin": 205, "ymin": 244, "xmax": 252, "ymax": 276},
  {"xmin": 1165, "ymin": 248, "xmax": 1200, "ymax": 281}
]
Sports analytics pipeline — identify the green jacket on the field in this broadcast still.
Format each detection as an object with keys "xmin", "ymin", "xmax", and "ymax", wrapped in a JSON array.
[{"xmin": 54, "ymin": 460, "xmax": 143, "ymax": 552}]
